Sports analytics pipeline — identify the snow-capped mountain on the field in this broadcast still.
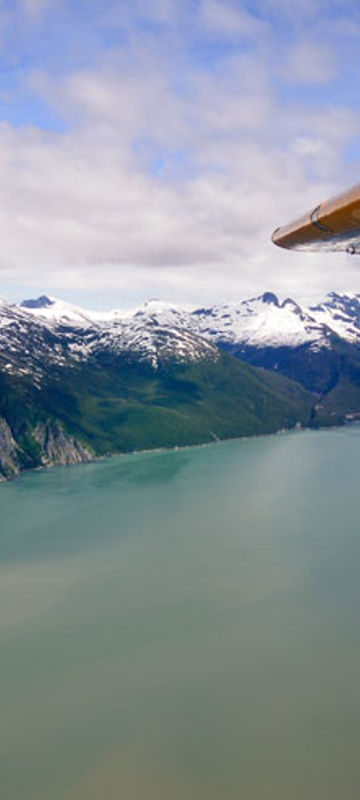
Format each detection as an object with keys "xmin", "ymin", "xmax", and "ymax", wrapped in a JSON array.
[
  {"xmin": 0, "ymin": 299, "xmax": 70, "ymax": 385},
  {"xmin": 18, "ymin": 290, "xmax": 360, "ymax": 353},
  {"xmin": 19, "ymin": 295, "xmax": 130, "ymax": 326},
  {"xmin": 2, "ymin": 289, "xmax": 360, "ymax": 388},
  {"xmin": 189, "ymin": 293, "xmax": 330, "ymax": 350},
  {"xmin": 0, "ymin": 295, "xmax": 217, "ymax": 378}
]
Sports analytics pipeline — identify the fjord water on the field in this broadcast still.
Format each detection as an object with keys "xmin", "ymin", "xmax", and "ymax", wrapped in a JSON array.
[{"xmin": 1, "ymin": 428, "xmax": 360, "ymax": 799}]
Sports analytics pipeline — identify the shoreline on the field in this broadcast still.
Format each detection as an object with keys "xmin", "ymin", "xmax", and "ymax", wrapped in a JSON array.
[{"xmin": 2, "ymin": 417, "xmax": 359, "ymax": 485}]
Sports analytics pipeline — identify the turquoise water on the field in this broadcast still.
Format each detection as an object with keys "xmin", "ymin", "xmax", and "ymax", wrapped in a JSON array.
[{"xmin": 1, "ymin": 427, "xmax": 360, "ymax": 799}]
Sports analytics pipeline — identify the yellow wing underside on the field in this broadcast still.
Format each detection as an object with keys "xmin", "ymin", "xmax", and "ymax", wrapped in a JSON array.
[{"xmin": 272, "ymin": 181, "xmax": 360, "ymax": 253}]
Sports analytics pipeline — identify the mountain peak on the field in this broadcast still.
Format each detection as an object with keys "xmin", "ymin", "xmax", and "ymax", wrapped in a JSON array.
[
  {"xmin": 20, "ymin": 295, "xmax": 55, "ymax": 309},
  {"xmin": 281, "ymin": 297, "xmax": 302, "ymax": 315},
  {"xmin": 135, "ymin": 299, "xmax": 180, "ymax": 316},
  {"xmin": 261, "ymin": 292, "xmax": 279, "ymax": 306}
]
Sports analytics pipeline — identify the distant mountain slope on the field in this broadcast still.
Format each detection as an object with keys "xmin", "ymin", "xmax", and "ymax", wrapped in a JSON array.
[{"xmin": 188, "ymin": 292, "xmax": 360, "ymax": 403}]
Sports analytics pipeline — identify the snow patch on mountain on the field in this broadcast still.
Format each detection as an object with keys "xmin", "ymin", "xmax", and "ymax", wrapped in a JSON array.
[
  {"xmin": 309, "ymin": 292, "xmax": 360, "ymax": 344},
  {"xmin": 3, "ymin": 294, "xmax": 218, "ymax": 375}
]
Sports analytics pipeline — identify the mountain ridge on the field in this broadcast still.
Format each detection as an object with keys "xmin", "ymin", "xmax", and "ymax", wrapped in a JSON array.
[{"xmin": 16, "ymin": 290, "xmax": 360, "ymax": 351}]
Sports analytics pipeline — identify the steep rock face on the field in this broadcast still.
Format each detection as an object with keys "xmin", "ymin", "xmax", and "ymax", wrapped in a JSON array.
[
  {"xmin": 33, "ymin": 421, "xmax": 94, "ymax": 467},
  {"xmin": 0, "ymin": 417, "xmax": 21, "ymax": 479},
  {"xmin": 0, "ymin": 415, "xmax": 94, "ymax": 480}
]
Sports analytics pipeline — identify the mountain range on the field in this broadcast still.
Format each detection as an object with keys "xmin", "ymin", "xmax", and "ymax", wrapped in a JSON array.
[{"xmin": 1, "ymin": 289, "xmax": 360, "ymax": 479}]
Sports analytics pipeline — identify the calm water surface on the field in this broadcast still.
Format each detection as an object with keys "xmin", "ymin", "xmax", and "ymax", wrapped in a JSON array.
[{"xmin": 1, "ymin": 427, "xmax": 360, "ymax": 799}]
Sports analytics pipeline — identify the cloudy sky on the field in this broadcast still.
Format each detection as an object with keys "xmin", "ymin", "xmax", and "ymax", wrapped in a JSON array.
[{"xmin": 1, "ymin": 0, "xmax": 360, "ymax": 308}]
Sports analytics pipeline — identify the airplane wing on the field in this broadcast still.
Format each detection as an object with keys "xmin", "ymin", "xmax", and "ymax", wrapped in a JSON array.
[{"xmin": 272, "ymin": 180, "xmax": 360, "ymax": 253}]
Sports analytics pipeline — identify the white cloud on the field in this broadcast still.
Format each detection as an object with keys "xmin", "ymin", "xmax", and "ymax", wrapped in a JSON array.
[
  {"xmin": 199, "ymin": 0, "xmax": 269, "ymax": 39},
  {"xmin": 1, "ymin": 0, "xmax": 360, "ymax": 307},
  {"xmin": 284, "ymin": 39, "xmax": 336, "ymax": 85},
  {"xmin": 0, "ymin": 95, "xmax": 358, "ymax": 307}
]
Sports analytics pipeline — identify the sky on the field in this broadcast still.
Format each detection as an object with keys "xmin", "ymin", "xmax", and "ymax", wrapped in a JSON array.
[{"xmin": 1, "ymin": 0, "xmax": 360, "ymax": 309}]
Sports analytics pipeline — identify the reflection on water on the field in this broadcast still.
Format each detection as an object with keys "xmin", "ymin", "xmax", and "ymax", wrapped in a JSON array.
[{"xmin": 1, "ymin": 428, "xmax": 360, "ymax": 799}]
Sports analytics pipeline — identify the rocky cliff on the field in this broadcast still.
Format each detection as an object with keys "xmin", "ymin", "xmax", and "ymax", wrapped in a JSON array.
[{"xmin": 0, "ymin": 416, "xmax": 94, "ymax": 481}]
